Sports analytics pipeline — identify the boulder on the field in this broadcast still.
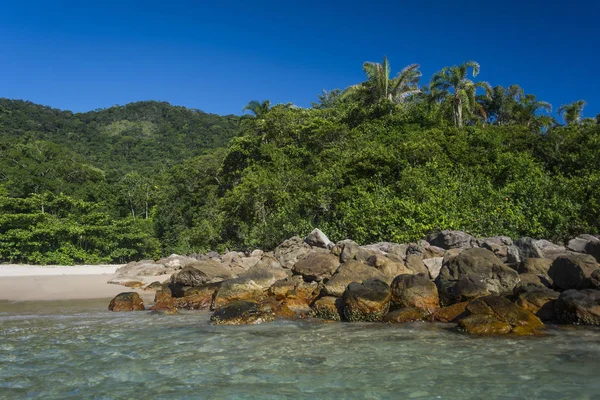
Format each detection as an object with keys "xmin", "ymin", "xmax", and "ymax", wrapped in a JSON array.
[
  {"xmin": 516, "ymin": 273, "xmax": 550, "ymax": 290},
  {"xmin": 239, "ymin": 264, "xmax": 286, "ymax": 289},
  {"xmin": 426, "ymin": 230, "xmax": 475, "ymax": 250},
  {"xmin": 390, "ymin": 273, "xmax": 440, "ymax": 313},
  {"xmin": 268, "ymin": 276, "xmax": 321, "ymax": 310},
  {"xmin": 338, "ymin": 240, "xmax": 360, "ymax": 263},
  {"xmin": 547, "ymin": 253, "xmax": 598, "ymax": 290},
  {"xmin": 304, "ymin": 228, "xmax": 334, "ymax": 249},
  {"xmin": 366, "ymin": 254, "xmax": 413, "ymax": 280},
  {"xmin": 383, "ymin": 308, "xmax": 426, "ymax": 323},
  {"xmin": 176, "ymin": 283, "xmax": 221, "ymax": 310},
  {"xmin": 108, "ymin": 292, "xmax": 145, "ymax": 312},
  {"xmin": 109, "ymin": 260, "xmax": 176, "ymax": 286},
  {"xmin": 567, "ymin": 234, "xmax": 599, "ymax": 253},
  {"xmin": 155, "ymin": 254, "xmax": 198, "ymax": 269},
  {"xmin": 432, "ymin": 302, "xmax": 469, "ymax": 323},
  {"xmin": 343, "ymin": 279, "xmax": 392, "ymax": 322},
  {"xmin": 517, "ymin": 258, "xmax": 553, "ymax": 276},
  {"xmin": 514, "ymin": 286, "xmax": 559, "ymax": 322},
  {"xmin": 292, "ymin": 251, "xmax": 340, "ymax": 282},
  {"xmin": 513, "ymin": 237, "xmax": 544, "ymax": 261},
  {"xmin": 586, "ymin": 240, "xmax": 600, "ymax": 263},
  {"xmin": 274, "ymin": 236, "xmax": 312, "ymax": 269},
  {"xmin": 423, "ymin": 257, "xmax": 444, "ymax": 280},
  {"xmin": 476, "ymin": 236, "xmax": 513, "ymax": 262},
  {"xmin": 435, "ymin": 248, "xmax": 519, "ymax": 305},
  {"xmin": 457, "ymin": 296, "xmax": 544, "ymax": 335},
  {"xmin": 310, "ymin": 296, "xmax": 343, "ymax": 321},
  {"xmin": 324, "ymin": 260, "xmax": 388, "ymax": 297},
  {"xmin": 361, "ymin": 242, "xmax": 408, "ymax": 260},
  {"xmin": 212, "ymin": 277, "xmax": 265, "ymax": 309},
  {"xmin": 151, "ymin": 287, "xmax": 177, "ymax": 312},
  {"xmin": 404, "ymin": 254, "xmax": 429, "ymax": 275},
  {"xmin": 170, "ymin": 260, "xmax": 232, "ymax": 292},
  {"xmin": 210, "ymin": 301, "xmax": 274, "ymax": 325},
  {"xmin": 555, "ymin": 289, "xmax": 600, "ymax": 325},
  {"xmin": 250, "ymin": 249, "xmax": 264, "ymax": 258},
  {"xmin": 535, "ymin": 240, "xmax": 567, "ymax": 260},
  {"xmin": 144, "ymin": 281, "xmax": 164, "ymax": 291}
]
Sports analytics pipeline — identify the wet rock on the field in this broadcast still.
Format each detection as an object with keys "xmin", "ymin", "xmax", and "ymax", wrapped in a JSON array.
[
  {"xmin": 151, "ymin": 287, "xmax": 177, "ymax": 312},
  {"xmin": 435, "ymin": 248, "xmax": 519, "ymax": 305},
  {"xmin": 324, "ymin": 260, "xmax": 387, "ymax": 297},
  {"xmin": 212, "ymin": 277, "xmax": 265, "ymax": 309},
  {"xmin": 390, "ymin": 273, "xmax": 440, "ymax": 313},
  {"xmin": 547, "ymin": 253, "xmax": 598, "ymax": 290},
  {"xmin": 383, "ymin": 308, "xmax": 426, "ymax": 323},
  {"xmin": 268, "ymin": 276, "xmax": 321, "ymax": 310},
  {"xmin": 426, "ymin": 230, "xmax": 476, "ymax": 250},
  {"xmin": 432, "ymin": 302, "xmax": 469, "ymax": 322},
  {"xmin": 292, "ymin": 251, "xmax": 340, "ymax": 282},
  {"xmin": 176, "ymin": 283, "xmax": 220, "ymax": 310},
  {"xmin": 343, "ymin": 279, "xmax": 392, "ymax": 322},
  {"xmin": 304, "ymin": 228, "xmax": 333, "ymax": 249},
  {"xmin": 458, "ymin": 296, "xmax": 544, "ymax": 335},
  {"xmin": 423, "ymin": 257, "xmax": 443, "ymax": 280},
  {"xmin": 555, "ymin": 289, "xmax": 600, "ymax": 325},
  {"xmin": 274, "ymin": 236, "xmax": 312, "ymax": 269},
  {"xmin": 108, "ymin": 292, "xmax": 145, "ymax": 312},
  {"xmin": 514, "ymin": 286, "xmax": 559, "ymax": 322},
  {"xmin": 120, "ymin": 280, "xmax": 145, "ymax": 288},
  {"xmin": 310, "ymin": 296, "xmax": 343, "ymax": 321},
  {"xmin": 210, "ymin": 301, "xmax": 274, "ymax": 325}
]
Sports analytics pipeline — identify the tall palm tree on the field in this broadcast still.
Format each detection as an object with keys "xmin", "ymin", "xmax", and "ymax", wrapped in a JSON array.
[
  {"xmin": 242, "ymin": 100, "xmax": 271, "ymax": 118},
  {"xmin": 557, "ymin": 100, "xmax": 587, "ymax": 125},
  {"xmin": 514, "ymin": 94, "xmax": 552, "ymax": 128},
  {"xmin": 344, "ymin": 57, "xmax": 422, "ymax": 104},
  {"xmin": 430, "ymin": 61, "xmax": 492, "ymax": 127}
]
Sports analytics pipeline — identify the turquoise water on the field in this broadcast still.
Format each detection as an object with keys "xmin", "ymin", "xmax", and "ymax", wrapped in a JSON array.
[{"xmin": 1, "ymin": 300, "xmax": 600, "ymax": 399}]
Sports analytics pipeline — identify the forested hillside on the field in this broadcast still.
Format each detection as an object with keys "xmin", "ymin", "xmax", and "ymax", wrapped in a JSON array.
[{"xmin": 1, "ymin": 58, "xmax": 600, "ymax": 264}]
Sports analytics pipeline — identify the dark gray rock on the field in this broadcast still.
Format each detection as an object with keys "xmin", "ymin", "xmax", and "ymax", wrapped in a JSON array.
[
  {"xmin": 343, "ymin": 279, "xmax": 392, "ymax": 322},
  {"xmin": 547, "ymin": 253, "xmax": 598, "ymax": 290},
  {"xmin": 555, "ymin": 289, "xmax": 600, "ymax": 325},
  {"xmin": 426, "ymin": 230, "xmax": 476, "ymax": 250}
]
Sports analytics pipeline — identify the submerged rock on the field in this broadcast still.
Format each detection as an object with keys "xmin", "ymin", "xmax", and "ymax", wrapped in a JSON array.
[
  {"xmin": 343, "ymin": 279, "xmax": 391, "ymax": 322},
  {"xmin": 210, "ymin": 301, "xmax": 274, "ymax": 325},
  {"xmin": 108, "ymin": 292, "xmax": 145, "ymax": 312},
  {"xmin": 432, "ymin": 302, "xmax": 469, "ymax": 323},
  {"xmin": 383, "ymin": 308, "xmax": 426, "ymax": 323}
]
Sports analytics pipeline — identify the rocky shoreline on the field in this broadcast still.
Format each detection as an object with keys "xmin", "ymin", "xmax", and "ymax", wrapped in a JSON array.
[{"xmin": 107, "ymin": 229, "xmax": 600, "ymax": 335}]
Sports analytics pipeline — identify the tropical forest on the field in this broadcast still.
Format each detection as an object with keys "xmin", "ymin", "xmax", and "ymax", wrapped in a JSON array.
[{"xmin": 1, "ymin": 59, "xmax": 599, "ymax": 264}]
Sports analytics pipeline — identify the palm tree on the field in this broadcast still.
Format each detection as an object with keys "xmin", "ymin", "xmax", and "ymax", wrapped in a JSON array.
[
  {"xmin": 557, "ymin": 100, "xmax": 587, "ymax": 125},
  {"xmin": 344, "ymin": 57, "xmax": 422, "ymax": 104},
  {"xmin": 242, "ymin": 100, "xmax": 271, "ymax": 118},
  {"xmin": 514, "ymin": 94, "xmax": 552, "ymax": 128},
  {"xmin": 430, "ymin": 61, "xmax": 492, "ymax": 127}
]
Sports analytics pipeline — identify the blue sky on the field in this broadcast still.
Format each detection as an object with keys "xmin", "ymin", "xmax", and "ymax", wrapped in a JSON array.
[{"xmin": 1, "ymin": 0, "xmax": 598, "ymax": 119}]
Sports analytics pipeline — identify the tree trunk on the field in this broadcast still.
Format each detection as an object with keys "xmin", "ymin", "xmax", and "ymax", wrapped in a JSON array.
[{"xmin": 456, "ymin": 97, "xmax": 463, "ymax": 128}]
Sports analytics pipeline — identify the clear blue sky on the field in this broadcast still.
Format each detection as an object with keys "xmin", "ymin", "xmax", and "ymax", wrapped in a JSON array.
[{"xmin": 1, "ymin": 0, "xmax": 598, "ymax": 119}]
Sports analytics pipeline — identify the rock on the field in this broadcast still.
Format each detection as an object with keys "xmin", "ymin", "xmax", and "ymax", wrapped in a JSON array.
[
  {"xmin": 513, "ymin": 237, "xmax": 544, "ymax": 260},
  {"xmin": 343, "ymin": 279, "xmax": 392, "ymax": 322},
  {"xmin": 310, "ymin": 296, "xmax": 343, "ymax": 321},
  {"xmin": 120, "ymin": 280, "xmax": 145, "ymax": 288},
  {"xmin": 109, "ymin": 260, "xmax": 176, "ymax": 285},
  {"xmin": 151, "ymin": 288, "xmax": 177, "ymax": 312},
  {"xmin": 176, "ymin": 283, "xmax": 221, "ymax": 310},
  {"xmin": 253, "ymin": 253, "xmax": 285, "ymax": 272},
  {"xmin": 239, "ymin": 264, "xmax": 286, "ymax": 289},
  {"xmin": 170, "ymin": 260, "xmax": 233, "ymax": 291},
  {"xmin": 555, "ymin": 289, "xmax": 600, "ymax": 325},
  {"xmin": 458, "ymin": 296, "xmax": 544, "ymax": 335},
  {"xmin": 268, "ymin": 276, "xmax": 321, "ymax": 310},
  {"xmin": 210, "ymin": 301, "xmax": 274, "ymax": 325},
  {"xmin": 477, "ymin": 236, "xmax": 513, "ymax": 262},
  {"xmin": 514, "ymin": 286, "xmax": 559, "ymax": 322},
  {"xmin": 432, "ymin": 302, "xmax": 469, "ymax": 322},
  {"xmin": 435, "ymin": 248, "xmax": 520, "ymax": 305},
  {"xmin": 506, "ymin": 245, "xmax": 521, "ymax": 264},
  {"xmin": 547, "ymin": 253, "xmax": 598, "ymax": 290},
  {"xmin": 586, "ymin": 240, "xmax": 600, "ymax": 263},
  {"xmin": 516, "ymin": 273, "xmax": 550, "ymax": 289},
  {"xmin": 212, "ymin": 278, "xmax": 265, "ymax": 309},
  {"xmin": 144, "ymin": 281, "xmax": 164, "ymax": 291},
  {"xmin": 108, "ymin": 292, "xmax": 145, "ymax": 312},
  {"xmin": 404, "ymin": 254, "xmax": 429, "ymax": 275},
  {"xmin": 340, "ymin": 240, "xmax": 360, "ymax": 263},
  {"xmin": 535, "ymin": 240, "xmax": 567, "ymax": 260},
  {"xmin": 567, "ymin": 234, "xmax": 599, "ymax": 253},
  {"xmin": 274, "ymin": 236, "xmax": 312, "ymax": 269},
  {"xmin": 324, "ymin": 260, "xmax": 387, "ymax": 297},
  {"xmin": 426, "ymin": 230, "xmax": 475, "ymax": 250},
  {"xmin": 390, "ymin": 273, "xmax": 440, "ymax": 313},
  {"xmin": 260, "ymin": 297, "xmax": 297, "ymax": 319},
  {"xmin": 423, "ymin": 257, "xmax": 444, "ymax": 280},
  {"xmin": 304, "ymin": 228, "xmax": 334, "ymax": 249},
  {"xmin": 361, "ymin": 242, "xmax": 408, "ymax": 260},
  {"xmin": 292, "ymin": 251, "xmax": 340, "ymax": 282},
  {"xmin": 156, "ymin": 254, "xmax": 198, "ymax": 269},
  {"xmin": 250, "ymin": 249, "xmax": 264, "ymax": 258},
  {"xmin": 517, "ymin": 258, "xmax": 553, "ymax": 276},
  {"xmin": 383, "ymin": 308, "xmax": 426, "ymax": 323},
  {"xmin": 366, "ymin": 254, "xmax": 413, "ymax": 280}
]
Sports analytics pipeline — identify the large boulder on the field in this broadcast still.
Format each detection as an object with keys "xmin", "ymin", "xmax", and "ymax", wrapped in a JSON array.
[
  {"xmin": 404, "ymin": 254, "xmax": 429, "ymax": 275},
  {"xmin": 108, "ymin": 292, "xmax": 145, "ymax": 312},
  {"xmin": 390, "ymin": 273, "xmax": 440, "ymax": 313},
  {"xmin": 212, "ymin": 277, "xmax": 265, "ymax": 309},
  {"xmin": 310, "ymin": 296, "xmax": 343, "ymax": 321},
  {"xmin": 435, "ymin": 248, "xmax": 519, "ymax": 305},
  {"xmin": 268, "ymin": 276, "xmax": 321, "ymax": 311},
  {"xmin": 457, "ymin": 296, "xmax": 544, "ymax": 335},
  {"xmin": 547, "ymin": 253, "xmax": 598, "ymax": 290},
  {"xmin": 274, "ymin": 236, "xmax": 312, "ymax": 269},
  {"xmin": 517, "ymin": 258, "xmax": 553, "ymax": 276},
  {"xmin": 304, "ymin": 228, "xmax": 333, "ymax": 249},
  {"xmin": 155, "ymin": 254, "xmax": 198, "ymax": 269},
  {"xmin": 343, "ymin": 279, "xmax": 392, "ymax": 322},
  {"xmin": 292, "ymin": 251, "xmax": 340, "ymax": 282},
  {"xmin": 324, "ymin": 261, "xmax": 387, "ymax": 297},
  {"xmin": 432, "ymin": 302, "xmax": 469, "ymax": 323},
  {"xmin": 170, "ymin": 260, "xmax": 232, "ymax": 292},
  {"xmin": 512, "ymin": 237, "xmax": 544, "ymax": 261},
  {"xmin": 366, "ymin": 254, "xmax": 413, "ymax": 281},
  {"xmin": 555, "ymin": 289, "xmax": 600, "ymax": 325},
  {"xmin": 586, "ymin": 240, "xmax": 600, "ymax": 263},
  {"xmin": 426, "ymin": 230, "xmax": 476, "ymax": 250},
  {"xmin": 151, "ymin": 287, "xmax": 177, "ymax": 311},
  {"xmin": 175, "ymin": 283, "xmax": 221, "ymax": 310},
  {"xmin": 535, "ymin": 240, "xmax": 567, "ymax": 260},
  {"xmin": 361, "ymin": 242, "xmax": 408, "ymax": 260},
  {"xmin": 514, "ymin": 286, "xmax": 559, "ymax": 322},
  {"xmin": 109, "ymin": 260, "xmax": 176, "ymax": 286},
  {"xmin": 239, "ymin": 264, "xmax": 286, "ymax": 289},
  {"xmin": 476, "ymin": 236, "xmax": 513, "ymax": 262},
  {"xmin": 567, "ymin": 234, "xmax": 599, "ymax": 253},
  {"xmin": 210, "ymin": 301, "xmax": 274, "ymax": 325}
]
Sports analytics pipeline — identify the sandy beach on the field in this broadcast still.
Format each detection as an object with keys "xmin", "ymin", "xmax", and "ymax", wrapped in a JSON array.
[{"xmin": 0, "ymin": 264, "xmax": 163, "ymax": 302}]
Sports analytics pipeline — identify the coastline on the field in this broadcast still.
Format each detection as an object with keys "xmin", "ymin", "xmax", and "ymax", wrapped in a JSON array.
[{"xmin": 0, "ymin": 264, "xmax": 160, "ymax": 303}]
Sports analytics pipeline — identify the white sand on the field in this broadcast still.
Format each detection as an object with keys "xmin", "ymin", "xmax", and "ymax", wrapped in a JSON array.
[{"xmin": 0, "ymin": 264, "xmax": 167, "ymax": 302}]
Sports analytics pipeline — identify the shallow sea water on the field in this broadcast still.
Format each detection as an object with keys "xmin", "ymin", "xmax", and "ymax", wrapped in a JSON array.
[{"xmin": 1, "ymin": 300, "xmax": 600, "ymax": 399}]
